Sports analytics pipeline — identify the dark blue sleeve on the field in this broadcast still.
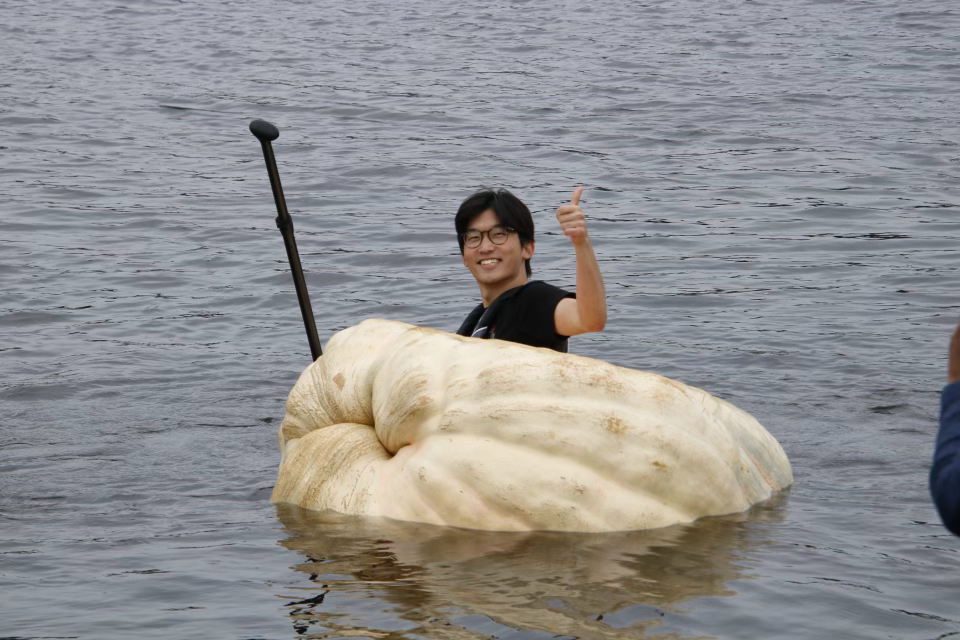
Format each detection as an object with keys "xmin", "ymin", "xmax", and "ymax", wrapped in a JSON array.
[{"xmin": 930, "ymin": 381, "xmax": 960, "ymax": 535}]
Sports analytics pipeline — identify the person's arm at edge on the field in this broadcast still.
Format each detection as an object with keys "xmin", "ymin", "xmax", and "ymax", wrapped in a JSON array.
[
  {"xmin": 554, "ymin": 187, "xmax": 607, "ymax": 337},
  {"xmin": 930, "ymin": 321, "xmax": 960, "ymax": 535}
]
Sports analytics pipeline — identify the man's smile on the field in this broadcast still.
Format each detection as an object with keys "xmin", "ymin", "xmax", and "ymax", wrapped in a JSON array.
[{"xmin": 479, "ymin": 258, "xmax": 501, "ymax": 268}]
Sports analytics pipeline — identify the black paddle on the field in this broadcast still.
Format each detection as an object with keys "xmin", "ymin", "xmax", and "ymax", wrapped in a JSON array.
[{"xmin": 249, "ymin": 119, "xmax": 322, "ymax": 360}]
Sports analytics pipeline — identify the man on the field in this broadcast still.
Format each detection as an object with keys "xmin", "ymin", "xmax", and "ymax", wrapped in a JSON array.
[
  {"xmin": 455, "ymin": 187, "xmax": 606, "ymax": 352},
  {"xmin": 931, "ymin": 320, "xmax": 960, "ymax": 535}
]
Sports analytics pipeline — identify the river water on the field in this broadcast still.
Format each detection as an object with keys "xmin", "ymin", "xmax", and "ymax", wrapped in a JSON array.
[{"xmin": 1, "ymin": 0, "xmax": 958, "ymax": 637}]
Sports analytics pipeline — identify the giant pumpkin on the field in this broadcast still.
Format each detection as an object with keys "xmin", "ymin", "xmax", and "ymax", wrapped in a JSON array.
[{"xmin": 272, "ymin": 319, "xmax": 792, "ymax": 532}]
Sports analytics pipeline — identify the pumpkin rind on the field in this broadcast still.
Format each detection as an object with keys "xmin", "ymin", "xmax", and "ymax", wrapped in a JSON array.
[{"xmin": 272, "ymin": 319, "xmax": 793, "ymax": 532}]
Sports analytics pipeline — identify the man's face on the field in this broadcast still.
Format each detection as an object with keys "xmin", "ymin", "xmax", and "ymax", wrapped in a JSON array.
[{"xmin": 461, "ymin": 208, "xmax": 533, "ymax": 288}]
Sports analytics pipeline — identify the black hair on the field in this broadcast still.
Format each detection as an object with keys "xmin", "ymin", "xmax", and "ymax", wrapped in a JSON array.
[{"xmin": 455, "ymin": 188, "xmax": 534, "ymax": 277}]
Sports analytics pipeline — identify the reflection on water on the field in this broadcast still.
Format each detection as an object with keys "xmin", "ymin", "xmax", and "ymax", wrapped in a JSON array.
[{"xmin": 275, "ymin": 496, "xmax": 787, "ymax": 638}]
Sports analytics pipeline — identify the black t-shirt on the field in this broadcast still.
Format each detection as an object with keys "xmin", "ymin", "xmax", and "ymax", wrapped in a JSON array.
[{"xmin": 456, "ymin": 281, "xmax": 575, "ymax": 352}]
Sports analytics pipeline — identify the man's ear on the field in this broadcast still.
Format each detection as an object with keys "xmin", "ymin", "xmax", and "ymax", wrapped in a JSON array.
[{"xmin": 522, "ymin": 241, "xmax": 535, "ymax": 260}]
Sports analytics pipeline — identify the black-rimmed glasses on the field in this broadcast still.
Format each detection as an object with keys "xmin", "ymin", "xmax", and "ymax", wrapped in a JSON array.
[{"xmin": 462, "ymin": 226, "xmax": 515, "ymax": 249}]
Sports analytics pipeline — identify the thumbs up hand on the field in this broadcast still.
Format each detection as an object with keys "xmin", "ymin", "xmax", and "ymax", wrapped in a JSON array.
[{"xmin": 556, "ymin": 187, "xmax": 589, "ymax": 246}]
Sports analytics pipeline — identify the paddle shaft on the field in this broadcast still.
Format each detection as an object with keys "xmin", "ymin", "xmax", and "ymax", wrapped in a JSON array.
[{"xmin": 250, "ymin": 120, "xmax": 322, "ymax": 360}]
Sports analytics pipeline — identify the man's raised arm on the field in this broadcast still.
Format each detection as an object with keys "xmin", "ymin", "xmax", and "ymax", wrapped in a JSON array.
[{"xmin": 554, "ymin": 187, "xmax": 607, "ymax": 337}]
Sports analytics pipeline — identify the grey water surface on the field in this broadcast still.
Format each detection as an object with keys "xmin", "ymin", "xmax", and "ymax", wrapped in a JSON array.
[{"xmin": 1, "ymin": 0, "xmax": 959, "ymax": 638}]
